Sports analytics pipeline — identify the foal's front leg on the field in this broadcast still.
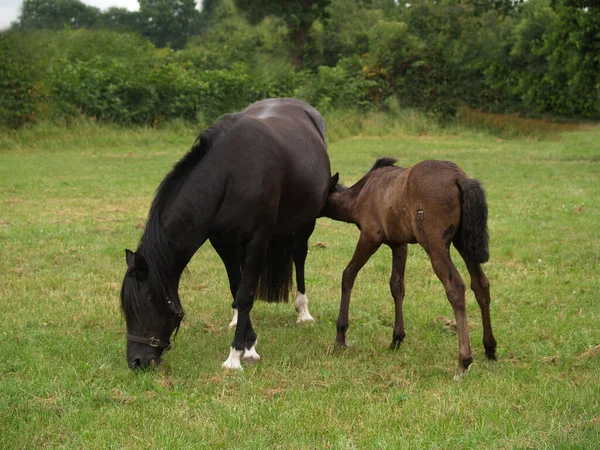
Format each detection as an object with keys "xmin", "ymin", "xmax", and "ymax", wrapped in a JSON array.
[{"xmin": 336, "ymin": 233, "xmax": 381, "ymax": 346}]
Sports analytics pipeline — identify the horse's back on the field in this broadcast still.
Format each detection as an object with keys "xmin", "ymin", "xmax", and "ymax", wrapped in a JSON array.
[{"xmin": 207, "ymin": 99, "xmax": 331, "ymax": 236}]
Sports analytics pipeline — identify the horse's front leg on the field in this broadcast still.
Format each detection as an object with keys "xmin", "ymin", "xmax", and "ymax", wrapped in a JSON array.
[
  {"xmin": 222, "ymin": 234, "xmax": 267, "ymax": 370},
  {"xmin": 292, "ymin": 220, "xmax": 316, "ymax": 324},
  {"xmin": 210, "ymin": 238, "xmax": 242, "ymax": 329},
  {"xmin": 336, "ymin": 232, "xmax": 381, "ymax": 346}
]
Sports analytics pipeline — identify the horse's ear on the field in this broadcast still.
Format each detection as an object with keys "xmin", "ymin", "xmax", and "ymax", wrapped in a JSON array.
[
  {"xmin": 125, "ymin": 249, "xmax": 148, "ymax": 279},
  {"xmin": 134, "ymin": 252, "xmax": 148, "ymax": 276},
  {"xmin": 329, "ymin": 173, "xmax": 339, "ymax": 191},
  {"xmin": 125, "ymin": 249, "xmax": 135, "ymax": 267}
]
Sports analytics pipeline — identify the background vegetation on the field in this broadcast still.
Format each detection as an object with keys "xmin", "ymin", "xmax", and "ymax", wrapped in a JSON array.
[
  {"xmin": 1, "ymin": 0, "xmax": 599, "ymax": 129},
  {"xmin": 1, "ymin": 118, "xmax": 599, "ymax": 448}
]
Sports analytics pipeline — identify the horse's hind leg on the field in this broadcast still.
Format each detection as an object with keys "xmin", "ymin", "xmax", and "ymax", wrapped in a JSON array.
[
  {"xmin": 210, "ymin": 238, "xmax": 242, "ymax": 329},
  {"xmin": 428, "ymin": 247, "xmax": 473, "ymax": 378},
  {"xmin": 458, "ymin": 251, "xmax": 497, "ymax": 360},
  {"xmin": 336, "ymin": 232, "xmax": 381, "ymax": 346},
  {"xmin": 292, "ymin": 220, "xmax": 316, "ymax": 324},
  {"xmin": 389, "ymin": 243, "xmax": 408, "ymax": 350}
]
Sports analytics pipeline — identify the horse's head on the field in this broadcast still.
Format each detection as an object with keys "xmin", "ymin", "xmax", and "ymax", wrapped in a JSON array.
[
  {"xmin": 320, "ymin": 172, "xmax": 353, "ymax": 222},
  {"xmin": 121, "ymin": 249, "xmax": 184, "ymax": 370}
]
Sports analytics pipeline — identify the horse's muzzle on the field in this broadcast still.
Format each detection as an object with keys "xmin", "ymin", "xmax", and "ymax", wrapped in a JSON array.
[{"xmin": 128, "ymin": 357, "xmax": 160, "ymax": 370}]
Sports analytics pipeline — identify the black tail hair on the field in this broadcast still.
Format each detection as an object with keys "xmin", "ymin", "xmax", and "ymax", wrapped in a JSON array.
[
  {"xmin": 257, "ymin": 235, "xmax": 294, "ymax": 302},
  {"xmin": 455, "ymin": 178, "xmax": 489, "ymax": 263}
]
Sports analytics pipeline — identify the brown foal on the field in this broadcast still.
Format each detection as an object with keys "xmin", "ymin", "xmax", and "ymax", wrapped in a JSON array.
[{"xmin": 323, "ymin": 158, "xmax": 497, "ymax": 378}]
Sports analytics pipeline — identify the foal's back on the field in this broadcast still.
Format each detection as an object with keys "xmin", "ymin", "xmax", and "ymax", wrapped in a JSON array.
[{"xmin": 354, "ymin": 160, "xmax": 467, "ymax": 246}]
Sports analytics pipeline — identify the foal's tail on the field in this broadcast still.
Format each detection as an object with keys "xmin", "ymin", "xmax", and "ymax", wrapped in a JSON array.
[
  {"xmin": 456, "ymin": 178, "xmax": 489, "ymax": 264},
  {"xmin": 257, "ymin": 236, "xmax": 294, "ymax": 303}
]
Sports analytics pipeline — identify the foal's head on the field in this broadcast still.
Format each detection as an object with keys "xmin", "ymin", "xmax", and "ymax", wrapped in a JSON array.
[{"xmin": 120, "ymin": 249, "xmax": 184, "ymax": 369}]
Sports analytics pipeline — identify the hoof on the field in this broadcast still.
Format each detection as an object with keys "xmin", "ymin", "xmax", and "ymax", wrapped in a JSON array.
[
  {"xmin": 485, "ymin": 349, "xmax": 497, "ymax": 361},
  {"xmin": 389, "ymin": 340, "xmax": 402, "ymax": 350},
  {"xmin": 294, "ymin": 292, "xmax": 314, "ymax": 325},
  {"xmin": 296, "ymin": 313, "xmax": 315, "ymax": 325},
  {"xmin": 453, "ymin": 363, "xmax": 473, "ymax": 382},
  {"xmin": 243, "ymin": 345, "xmax": 261, "ymax": 368},
  {"xmin": 222, "ymin": 347, "xmax": 244, "ymax": 370}
]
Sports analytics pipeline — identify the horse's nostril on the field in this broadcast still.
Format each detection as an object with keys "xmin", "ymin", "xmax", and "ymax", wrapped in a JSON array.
[{"xmin": 129, "ymin": 357, "xmax": 142, "ymax": 369}]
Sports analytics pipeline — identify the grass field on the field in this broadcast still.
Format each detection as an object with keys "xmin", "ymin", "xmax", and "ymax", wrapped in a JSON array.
[{"xmin": 1, "ymin": 117, "xmax": 599, "ymax": 448}]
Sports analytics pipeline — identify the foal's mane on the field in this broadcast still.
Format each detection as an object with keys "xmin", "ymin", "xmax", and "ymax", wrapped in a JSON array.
[
  {"xmin": 345, "ymin": 157, "xmax": 398, "ymax": 198},
  {"xmin": 124, "ymin": 113, "xmax": 243, "ymax": 318}
]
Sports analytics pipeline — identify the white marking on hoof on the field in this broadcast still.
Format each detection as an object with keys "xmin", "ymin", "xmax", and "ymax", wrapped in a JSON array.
[
  {"xmin": 222, "ymin": 347, "xmax": 244, "ymax": 370},
  {"xmin": 294, "ymin": 292, "xmax": 315, "ymax": 324},
  {"xmin": 228, "ymin": 308, "xmax": 238, "ymax": 330},
  {"xmin": 243, "ymin": 344, "xmax": 261, "ymax": 368},
  {"xmin": 453, "ymin": 363, "xmax": 472, "ymax": 382}
]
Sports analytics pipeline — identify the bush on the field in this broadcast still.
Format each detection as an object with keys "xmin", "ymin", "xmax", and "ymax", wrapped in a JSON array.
[{"xmin": 0, "ymin": 32, "xmax": 48, "ymax": 127}]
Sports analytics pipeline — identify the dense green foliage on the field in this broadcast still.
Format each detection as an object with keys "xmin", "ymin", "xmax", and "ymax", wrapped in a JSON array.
[{"xmin": 1, "ymin": 0, "xmax": 599, "ymax": 128}]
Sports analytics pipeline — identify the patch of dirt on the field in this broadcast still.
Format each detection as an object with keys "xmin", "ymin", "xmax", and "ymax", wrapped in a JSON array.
[
  {"xmin": 578, "ymin": 344, "xmax": 600, "ymax": 360},
  {"xmin": 435, "ymin": 316, "xmax": 457, "ymax": 333}
]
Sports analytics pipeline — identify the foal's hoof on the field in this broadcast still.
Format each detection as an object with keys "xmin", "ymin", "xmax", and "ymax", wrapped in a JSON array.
[
  {"xmin": 453, "ymin": 357, "xmax": 474, "ymax": 381},
  {"xmin": 485, "ymin": 348, "xmax": 497, "ymax": 361},
  {"xmin": 389, "ymin": 334, "xmax": 405, "ymax": 350},
  {"xmin": 389, "ymin": 340, "xmax": 402, "ymax": 350},
  {"xmin": 453, "ymin": 363, "xmax": 472, "ymax": 382}
]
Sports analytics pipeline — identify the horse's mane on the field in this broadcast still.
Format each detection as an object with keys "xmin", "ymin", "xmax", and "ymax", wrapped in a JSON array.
[{"xmin": 125, "ymin": 113, "xmax": 243, "ymax": 318}]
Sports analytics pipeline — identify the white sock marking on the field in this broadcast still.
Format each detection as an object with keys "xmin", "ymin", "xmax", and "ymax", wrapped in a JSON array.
[
  {"xmin": 453, "ymin": 363, "xmax": 473, "ymax": 382},
  {"xmin": 222, "ymin": 347, "xmax": 244, "ymax": 370},
  {"xmin": 228, "ymin": 308, "xmax": 238, "ymax": 330},
  {"xmin": 294, "ymin": 291, "xmax": 315, "ymax": 324},
  {"xmin": 243, "ymin": 343, "xmax": 261, "ymax": 367}
]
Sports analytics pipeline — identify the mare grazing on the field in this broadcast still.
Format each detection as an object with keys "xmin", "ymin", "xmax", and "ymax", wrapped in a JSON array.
[
  {"xmin": 323, "ymin": 158, "xmax": 497, "ymax": 378},
  {"xmin": 120, "ymin": 98, "xmax": 332, "ymax": 370}
]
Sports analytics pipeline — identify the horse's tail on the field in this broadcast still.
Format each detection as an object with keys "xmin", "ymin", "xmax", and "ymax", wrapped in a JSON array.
[
  {"xmin": 257, "ymin": 235, "xmax": 294, "ymax": 303},
  {"xmin": 455, "ymin": 177, "xmax": 489, "ymax": 264}
]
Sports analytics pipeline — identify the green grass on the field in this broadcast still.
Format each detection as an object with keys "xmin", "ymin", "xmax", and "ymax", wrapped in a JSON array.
[{"xmin": 1, "ymin": 117, "xmax": 599, "ymax": 449}]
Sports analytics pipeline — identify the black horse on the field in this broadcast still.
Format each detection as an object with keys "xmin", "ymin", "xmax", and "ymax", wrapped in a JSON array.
[{"xmin": 121, "ymin": 98, "xmax": 332, "ymax": 370}]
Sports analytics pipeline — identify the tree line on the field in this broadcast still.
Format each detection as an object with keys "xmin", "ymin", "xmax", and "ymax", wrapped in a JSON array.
[{"xmin": 1, "ymin": 0, "xmax": 599, "ymax": 128}]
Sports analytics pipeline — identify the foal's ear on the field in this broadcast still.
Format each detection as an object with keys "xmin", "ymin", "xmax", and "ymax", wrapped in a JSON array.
[{"xmin": 329, "ymin": 173, "xmax": 340, "ymax": 191}]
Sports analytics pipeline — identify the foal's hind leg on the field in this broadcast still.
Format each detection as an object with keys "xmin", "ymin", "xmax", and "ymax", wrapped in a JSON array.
[
  {"xmin": 458, "ymin": 251, "xmax": 497, "ymax": 360},
  {"xmin": 428, "ymin": 247, "xmax": 473, "ymax": 378},
  {"xmin": 389, "ymin": 244, "xmax": 408, "ymax": 350},
  {"xmin": 210, "ymin": 238, "xmax": 242, "ymax": 329},
  {"xmin": 292, "ymin": 221, "xmax": 316, "ymax": 324}
]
